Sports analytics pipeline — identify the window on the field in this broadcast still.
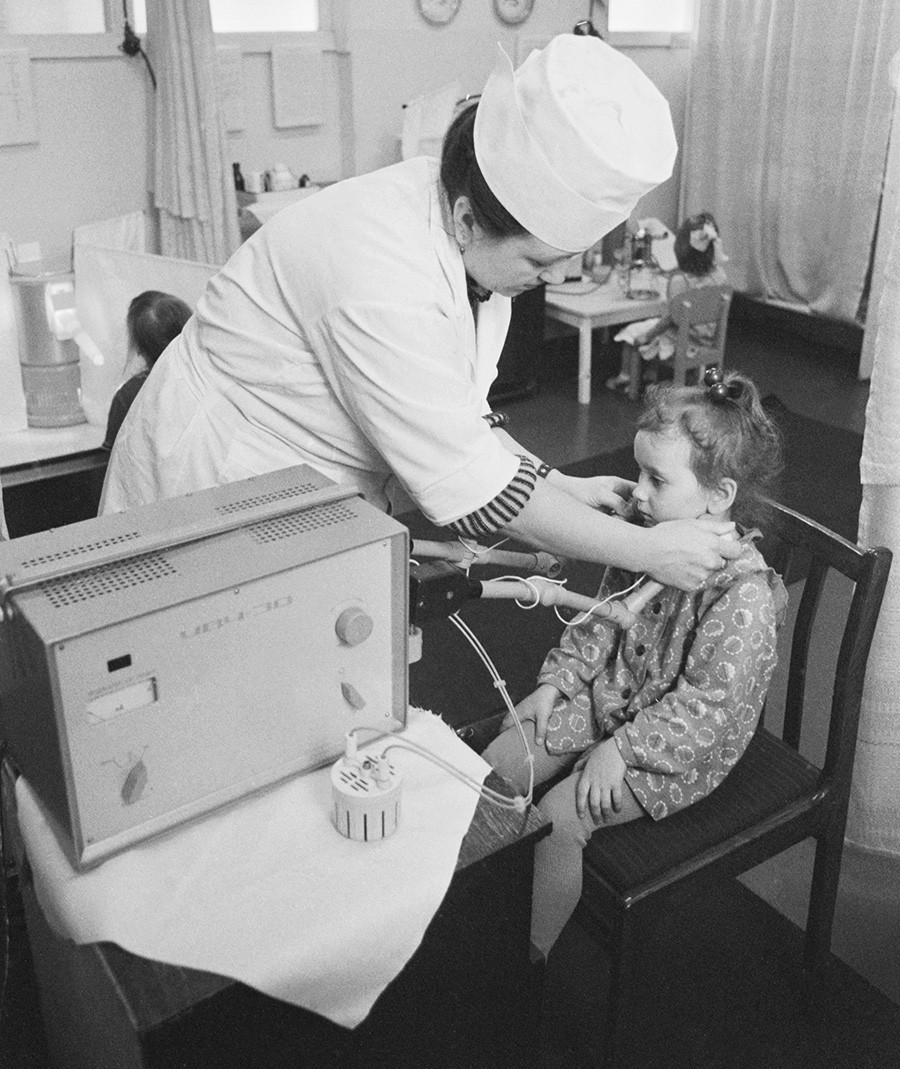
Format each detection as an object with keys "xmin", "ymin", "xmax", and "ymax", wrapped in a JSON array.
[
  {"xmin": 0, "ymin": 1, "xmax": 324, "ymax": 58},
  {"xmin": 130, "ymin": 1, "xmax": 320, "ymax": 35},
  {"xmin": 0, "ymin": 0, "xmax": 107, "ymax": 34},
  {"xmin": 605, "ymin": 0, "xmax": 694, "ymax": 43}
]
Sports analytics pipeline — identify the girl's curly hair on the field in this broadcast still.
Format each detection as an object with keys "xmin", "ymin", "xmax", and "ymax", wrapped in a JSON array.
[{"xmin": 637, "ymin": 372, "xmax": 783, "ymax": 530}]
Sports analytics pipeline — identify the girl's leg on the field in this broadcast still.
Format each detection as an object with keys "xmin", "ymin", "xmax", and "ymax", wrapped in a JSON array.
[
  {"xmin": 531, "ymin": 773, "xmax": 645, "ymax": 957},
  {"xmin": 481, "ymin": 721, "xmax": 576, "ymax": 796}
]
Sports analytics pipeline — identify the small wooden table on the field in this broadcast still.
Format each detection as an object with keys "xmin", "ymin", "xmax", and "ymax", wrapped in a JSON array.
[
  {"xmin": 545, "ymin": 277, "xmax": 667, "ymax": 404},
  {"xmin": 4, "ymin": 766, "xmax": 550, "ymax": 1069}
]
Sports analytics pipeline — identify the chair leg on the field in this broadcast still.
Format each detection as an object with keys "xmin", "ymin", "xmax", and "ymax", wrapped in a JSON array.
[
  {"xmin": 602, "ymin": 910, "xmax": 639, "ymax": 1069},
  {"xmin": 804, "ymin": 828, "xmax": 844, "ymax": 976},
  {"xmin": 622, "ymin": 345, "xmax": 642, "ymax": 401}
]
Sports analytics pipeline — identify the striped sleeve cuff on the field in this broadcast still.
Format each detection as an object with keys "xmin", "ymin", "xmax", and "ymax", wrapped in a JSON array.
[{"xmin": 445, "ymin": 455, "xmax": 538, "ymax": 538}]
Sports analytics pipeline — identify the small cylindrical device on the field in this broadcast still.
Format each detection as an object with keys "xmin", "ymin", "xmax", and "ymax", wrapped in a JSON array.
[{"xmin": 331, "ymin": 753, "xmax": 402, "ymax": 842}]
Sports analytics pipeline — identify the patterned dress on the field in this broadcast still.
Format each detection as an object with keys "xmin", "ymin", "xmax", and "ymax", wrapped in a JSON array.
[{"xmin": 538, "ymin": 533, "xmax": 787, "ymax": 820}]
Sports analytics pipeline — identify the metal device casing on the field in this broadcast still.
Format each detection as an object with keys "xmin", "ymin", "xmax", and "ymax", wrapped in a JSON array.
[{"xmin": 0, "ymin": 465, "xmax": 408, "ymax": 869}]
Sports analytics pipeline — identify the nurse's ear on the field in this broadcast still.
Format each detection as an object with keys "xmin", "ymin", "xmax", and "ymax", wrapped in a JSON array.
[{"xmin": 451, "ymin": 196, "xmax": 478, "ymax": 250}]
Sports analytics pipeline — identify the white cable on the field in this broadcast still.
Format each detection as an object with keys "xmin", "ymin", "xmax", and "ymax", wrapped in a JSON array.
[
  {"xmin": 449, "ymin": 613, "xmax": 534, "ymax": 802},
  {"xmin": 553, "ymin": 572, "xmax": 649, "ymax": 626},
  {"xmin": 459, "ymin": 535, "xmax": 510, "ymax": 557},
  {"xmin": 348, "ymin": 724, "xmax": 531, "ymax": 812},
  {"xmin": 486, "ymin": 573, "xmax": 559, "ymax": 610},
  {"xmin": 346, "ymin": 609, "xmax": 538, "ymax": 811}
]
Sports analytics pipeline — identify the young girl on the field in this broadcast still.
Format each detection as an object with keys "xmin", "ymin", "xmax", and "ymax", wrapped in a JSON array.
[
  {"xmin": 607, "ymin": 210, "xmax": 729, "ymax": 395},
  {"xmin": 102, "ymin": 291, "xmax": 192, "ymax": 452},
  {"xmin": 483, "ymin": 369, "xmax": 787, "ymax": 956}
]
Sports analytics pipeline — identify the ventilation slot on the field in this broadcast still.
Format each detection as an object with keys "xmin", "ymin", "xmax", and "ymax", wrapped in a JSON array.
[
  {"xmin": 39, "ymin": 552, "xmax": 178, "ymax": 608},
  {"xmin": 215, "ymin": 482, "xmax": 324, "ymax": 516},
  {"xmin": 247, "ymin": 502, "xmax": 357, "ymax": 544},
  {"xmin": 19, "ymin": 531, "xmax": 142, "ymax": 571}
]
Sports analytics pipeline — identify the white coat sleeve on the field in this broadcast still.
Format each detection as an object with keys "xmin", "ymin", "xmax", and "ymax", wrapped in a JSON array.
[{"xmin": 313, "ymin": 300, "xmax": 519, "ymax": 526}]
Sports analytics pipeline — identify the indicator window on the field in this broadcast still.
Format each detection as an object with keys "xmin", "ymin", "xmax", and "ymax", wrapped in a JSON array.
[{"xmin": 107, "ymin": 654, "xmax": 133, "ymax": 673}]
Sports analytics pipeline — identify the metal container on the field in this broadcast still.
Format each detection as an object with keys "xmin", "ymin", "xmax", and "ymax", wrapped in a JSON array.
[{"xmin": 9, "ymin": 261, "xmax": 85, "ymax": 427}]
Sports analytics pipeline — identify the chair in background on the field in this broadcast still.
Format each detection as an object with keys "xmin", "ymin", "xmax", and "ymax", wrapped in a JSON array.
[
  {"xmin": 573, "ymin": 501, "xmax": 891, "ymax": 1068},
  {"xmin": 625, "ymin": 282, "xmax": 732, "ymax": 400}
]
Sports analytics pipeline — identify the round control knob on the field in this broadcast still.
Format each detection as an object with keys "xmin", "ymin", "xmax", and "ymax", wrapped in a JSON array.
[{"xmin": 335, "ymin": 606, "xmax": 374, "ymax": 646}]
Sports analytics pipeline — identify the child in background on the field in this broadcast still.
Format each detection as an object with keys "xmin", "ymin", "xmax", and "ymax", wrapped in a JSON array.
[
  {"xmin": 102, "ymin": 291, "xmax": 192, "ymax": 452},
  {"xmin": 607, "ymin": 210, "xmax": 729, "ymax": 395},
  {"xmin": 483, "ymin": 369, "xmax": 786, "ymax": 956}
]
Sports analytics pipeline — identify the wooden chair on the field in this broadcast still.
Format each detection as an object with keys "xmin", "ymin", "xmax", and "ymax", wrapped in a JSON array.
[
  {"xmin": 573, "ymin": 501, "xmax": 891, "ymax": 1068},
  {"xmin": 624, "ymin": 282, "xmax": 732, "ymax": 400}
]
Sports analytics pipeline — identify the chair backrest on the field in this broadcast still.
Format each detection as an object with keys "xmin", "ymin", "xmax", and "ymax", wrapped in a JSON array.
[
  {"xmin": 671, "ymin": 281, "xmax": 731, "ymax": 342},
  {"xmin": 759, "ymin": 501, "xmax": 891, "ymax": 789}
]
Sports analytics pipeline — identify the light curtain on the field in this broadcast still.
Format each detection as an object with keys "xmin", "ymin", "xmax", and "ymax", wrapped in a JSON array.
[
  {"xmin": 146, "ymin": 0, "xmax": 240, "ymax": 265},
  {"xmin": 849, "ymin": 55, "xmax": 900, "ymax": 858},
  {"xmin": 680, "ymin": 1, "xmax": 900, "ymax": 323}
]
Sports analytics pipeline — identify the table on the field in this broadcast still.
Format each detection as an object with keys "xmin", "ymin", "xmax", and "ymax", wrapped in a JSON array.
[
  {"xmin": 3, "ymin": 765, "xmax": 550, "ymax": 1069},
  {"xmin": 545, "ymin": 276, "xmax": 667, "ymax": 404},
  {"xmin": 0, "ymin": 425, "xmax": 107, "ymax": 537},
  {"xmin": 0, "ymin": 422, "xmax": 105, "ymax": 472}
]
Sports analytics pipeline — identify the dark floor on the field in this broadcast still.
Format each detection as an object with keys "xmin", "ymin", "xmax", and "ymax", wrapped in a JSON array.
[
  {"xmin": 2, "ymin": 305, "xmax": 897, "ymax": 1069},
  {"xmin": 514, "ymin": 298, "xmax": 869, "ymax": 469}
]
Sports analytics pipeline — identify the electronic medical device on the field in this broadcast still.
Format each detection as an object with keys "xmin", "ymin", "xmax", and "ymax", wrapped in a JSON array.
[{"xmin": 0, "ymin": 465, "xmax": 409, "ymax": 869}]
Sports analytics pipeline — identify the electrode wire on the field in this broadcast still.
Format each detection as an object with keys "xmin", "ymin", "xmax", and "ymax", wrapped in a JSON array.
[
  {"xmin": 346, "ymin": 608, "xmax": 535, "ymax": 811},
  {"xmin": 347, "ymin": 725, "xmax": 530, "ymax": 812},
  {"xmin": 448, "ymin": 612, "xmax": 534, "ymax": 803}
]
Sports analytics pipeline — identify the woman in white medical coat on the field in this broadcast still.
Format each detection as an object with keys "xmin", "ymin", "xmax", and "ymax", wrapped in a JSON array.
[{"xmin": 101, "ymin": 36, "xmax": 740, "ymax": 590}]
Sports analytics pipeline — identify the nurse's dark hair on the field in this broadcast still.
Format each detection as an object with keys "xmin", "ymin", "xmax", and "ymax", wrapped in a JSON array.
[
  {"xmin": 636, "ymin": 373, "xmax": 783, "ymax": 530},
  {"xmin": 440, "ymin": 102, "xmax": 528, "ymax": 238},
  {"xmin": 674, "ymin": 210, "xmax": 720, "ymax": 276},
  {"xmin": 127, "ymin": 290, "xmax": 192, "ymax": 369}
]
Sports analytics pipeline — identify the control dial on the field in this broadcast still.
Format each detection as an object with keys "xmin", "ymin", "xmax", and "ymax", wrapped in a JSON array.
[{"xmin": 335, "ymin": 606, "xmax": 374, "ymax": 646}]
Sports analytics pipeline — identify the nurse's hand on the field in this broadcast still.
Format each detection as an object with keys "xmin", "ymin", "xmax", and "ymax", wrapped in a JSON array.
[
  {"xmin": 551, "ymin": 472, "xmax": 635, "ymax": 517},
  {"xmin": 642, "ymin": 516, "xmax": 741, "ymax": 590}
]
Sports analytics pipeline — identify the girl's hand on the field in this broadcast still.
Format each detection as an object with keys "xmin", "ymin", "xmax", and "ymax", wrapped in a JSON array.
[
  {"xmin": 501, "ymin": 683, "xmax": 559, "ymax": 747},
  {"xmin": 574, "ymin": 738, "xmax": 628, "ymax": 823},
  {"xmin": 552, "ymin": 473, "xmax": 636, "ymax": 517}
]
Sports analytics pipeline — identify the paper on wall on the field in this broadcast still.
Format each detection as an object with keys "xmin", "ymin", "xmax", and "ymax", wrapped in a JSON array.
[
  {"xmin": 272, "ymin": 45, "xmax": 324, "ymax": 128},
  {"xmin": 401, "ymin": 81, "xmax": 461, "ymax": 161},
  {"xmin": 0, "ymin": 48, "xmax": 37, "ymax": 147}
]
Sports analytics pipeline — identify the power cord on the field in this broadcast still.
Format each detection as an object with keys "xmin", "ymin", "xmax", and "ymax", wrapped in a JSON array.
[{"xmin": 119, "ymin": 2, "xmax": 157, "ymax": 90}]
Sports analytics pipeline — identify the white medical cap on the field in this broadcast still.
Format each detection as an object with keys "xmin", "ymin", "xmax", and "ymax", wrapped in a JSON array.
[{"xmin": 473, "ymin": 35, "xmax": 678, "ymax": 253}]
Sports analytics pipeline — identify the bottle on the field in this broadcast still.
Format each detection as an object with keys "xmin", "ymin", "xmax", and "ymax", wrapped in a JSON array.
[{"xmin": 232, "ymin": 163, "xmax": 245, "ymax": 192}]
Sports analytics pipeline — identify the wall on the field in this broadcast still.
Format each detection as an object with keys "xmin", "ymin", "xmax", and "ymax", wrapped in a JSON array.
[
  {"xmin": 0, "ymin": 51, "xmax": 152, "ymax": 264},
  {"xmin": 341, "ymin": 2, "xmax": 691, "ymax": 233},
  {"xmin": 0, "ymin": 3, "xmax": 690, "ymax": 265}
]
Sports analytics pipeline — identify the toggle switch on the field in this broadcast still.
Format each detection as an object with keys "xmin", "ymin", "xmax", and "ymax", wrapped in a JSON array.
[
  {"xmin": 335, "ymin": 606, "xmax": 373, "ymax": 646},
  {"xmin": 121, "ymin": 759, "xmax": 148, "ymax": 805},
  {"xmin": 341, "ymin": 682, "xmax": 366, "ymax": 710}
]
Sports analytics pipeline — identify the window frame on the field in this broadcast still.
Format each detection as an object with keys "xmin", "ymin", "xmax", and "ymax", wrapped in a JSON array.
[
  {"xmin": 601, "ymin": 0, "xmax": 695, "ymax": 49},
  {"xmin": 0, "ymin": 0, "xmax": 335, "ymax": 60}
]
